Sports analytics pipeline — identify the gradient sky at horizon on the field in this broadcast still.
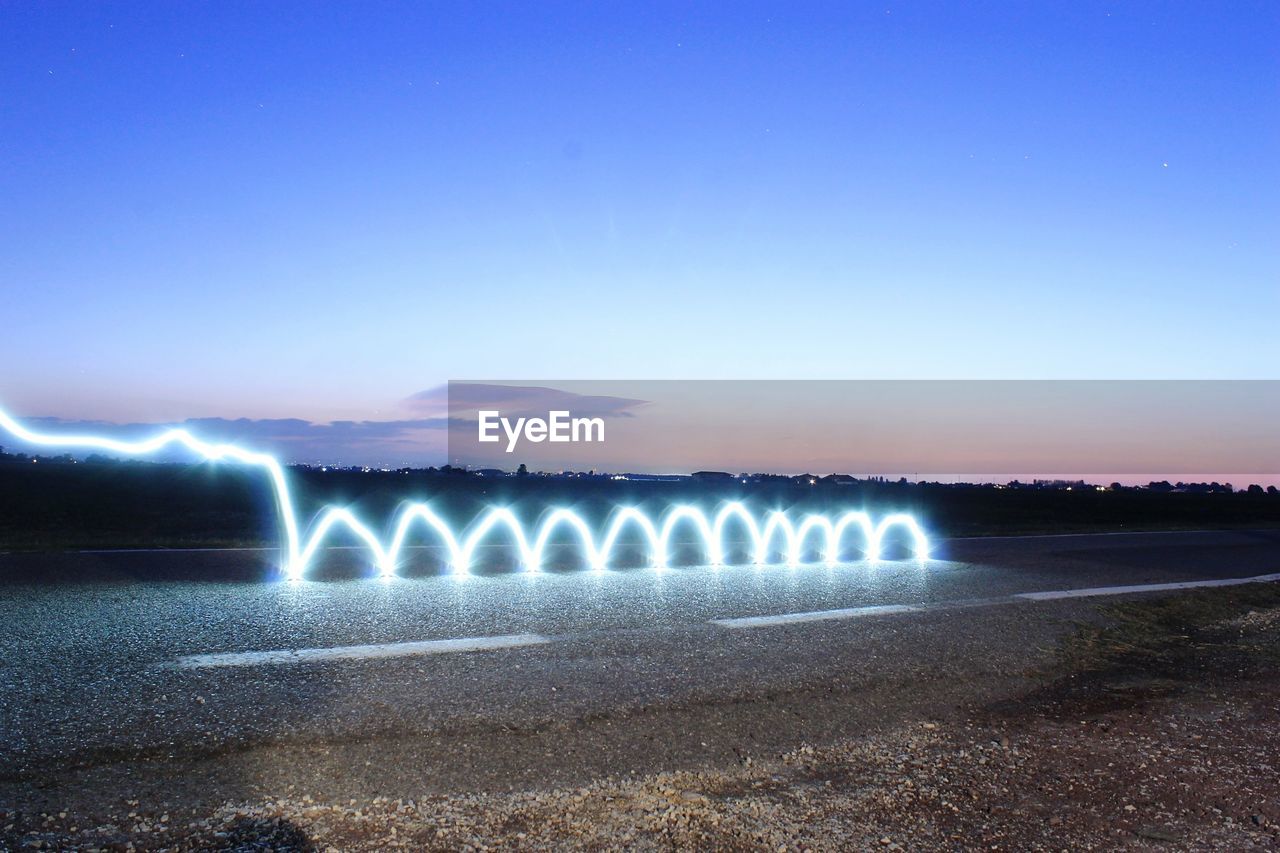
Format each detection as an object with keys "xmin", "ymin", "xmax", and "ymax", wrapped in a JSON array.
[
  {"xmin": 443, "ymin": 380, "xmax": 1280, "ymax": 485},
  {"xmin": 2, "ymin": 2, "xmax": 1277, "ymax": 468}
]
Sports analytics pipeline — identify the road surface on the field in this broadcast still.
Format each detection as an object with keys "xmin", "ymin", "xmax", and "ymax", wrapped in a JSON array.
[{"xmin": 2, "ymin": 528, "xmax": 1278, "ymax": 821}]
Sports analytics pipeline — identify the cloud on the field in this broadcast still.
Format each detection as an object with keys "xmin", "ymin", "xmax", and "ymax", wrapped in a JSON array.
[
  {"xmin": 3, "ymin": 385, "xmax": 649, "ymax": 469},
  {"xmin": 408, "ymin": 383, "xmax": 649, "ymax": 420},
  {"xmin": 6, "ymin": 415, "xmax": 463, "ymax": 467}
]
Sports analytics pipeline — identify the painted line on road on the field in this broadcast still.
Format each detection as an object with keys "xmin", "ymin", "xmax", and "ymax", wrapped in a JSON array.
[
  {"xmin": 169, "ymin": 575, "xmax": 1280, "ymax": 656},
  {"xmin": 174, "ymin": 633, "xmax": 550, "ymax": 668},
  {"xmin": 714, "ymin": 573, "xmax": 1280, "ymax": 629},
  {"xmin": 711, "ymin": 603, "xmax": 919, "ymax": 629},
  {"xmin": 1015, "ymin": 573, "xmax": 1280, "ymax": 601},
  {"xmin": 947, "ymin": 529, "xmax": 1249, "ymax": 542}
]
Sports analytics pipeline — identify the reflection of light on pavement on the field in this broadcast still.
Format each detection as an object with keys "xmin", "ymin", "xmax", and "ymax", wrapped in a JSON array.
[{"xmin": 0, "ymin": 408, "xmax": 929, "ymax": 580}]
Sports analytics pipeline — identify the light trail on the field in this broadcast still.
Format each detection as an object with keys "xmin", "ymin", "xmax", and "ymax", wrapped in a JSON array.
[{"xmin": 0, "ymin": 408, "xmax": 930, "ymax": 579}]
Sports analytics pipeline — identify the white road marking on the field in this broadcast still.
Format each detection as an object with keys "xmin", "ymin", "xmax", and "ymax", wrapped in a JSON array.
[
  {"xmin": 711, "ymin": 603, "xmax": 919, "ymax": 629},
  {"xmin": 175, "ymin": 633, "xmax": 550, "ymax": 668},
  {"xmin": 1015, "ymin": 573, "xmax": 1280, "ymax": 601},
  {"xmin": 168, "ymin": 572, "xmax": 1280, "ymax": 653},
  {"xmin": 947, "ymin": 529, "xmax": 1231, "ymax": 542},
  {"xmin": 715, "ymin": 573, "xmax": 1280, "ymax": 629}
]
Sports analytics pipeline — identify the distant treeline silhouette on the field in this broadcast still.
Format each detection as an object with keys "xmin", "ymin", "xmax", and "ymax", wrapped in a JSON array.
[
  {"xmin": 0, "ymin": 453, "xmax": 1276, "ymax": 552},
  {"xmin": 2, "ymin": 446, "xmax": 1275, "ymax": 496}
]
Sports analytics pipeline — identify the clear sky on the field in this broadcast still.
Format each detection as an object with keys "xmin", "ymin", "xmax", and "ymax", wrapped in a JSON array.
[{"xmin": 1, "ymin": 3, "xmax": 1277, "ymax": 464}]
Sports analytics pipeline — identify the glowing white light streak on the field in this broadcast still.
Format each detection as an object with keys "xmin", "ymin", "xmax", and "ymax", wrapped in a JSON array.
[{"xmin": 0, "ymin": 408, "xmax": 930, "ymax": 580}]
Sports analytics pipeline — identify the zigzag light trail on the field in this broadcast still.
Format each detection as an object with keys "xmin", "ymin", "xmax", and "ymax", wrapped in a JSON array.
[{"xmin": 0, "ymin": 408, "xmax": 930, "ymax": 580}]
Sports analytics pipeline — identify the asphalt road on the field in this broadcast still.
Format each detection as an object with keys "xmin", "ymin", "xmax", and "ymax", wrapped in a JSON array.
[{"xmin": 2, "ymin": 529, "xmax": 1279, "ymax": 818}]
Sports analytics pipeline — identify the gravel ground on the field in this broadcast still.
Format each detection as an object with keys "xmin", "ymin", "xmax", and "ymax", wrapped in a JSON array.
[
  {"xmin": 4, "ymin": 583, "xmax": 1279, "ymax": 851},
  {"xmin": 6, "ymin": 686, "xmax": 1278, "ymax": 850}
]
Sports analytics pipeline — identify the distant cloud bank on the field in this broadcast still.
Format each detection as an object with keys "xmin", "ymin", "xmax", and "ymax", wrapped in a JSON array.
[
  {"xmin": 6, "ymin": 415, "xmax": 456, "ymax": 467},
  {"xmin": 409, "ymin": 383, "xmax": 649, "ymax": 420}
]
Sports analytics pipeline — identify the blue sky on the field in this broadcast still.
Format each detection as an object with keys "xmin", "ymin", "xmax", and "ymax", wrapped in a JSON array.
[{"xmin": 1, "ymin": 3, "xmax": 1277, "ymax": 460}]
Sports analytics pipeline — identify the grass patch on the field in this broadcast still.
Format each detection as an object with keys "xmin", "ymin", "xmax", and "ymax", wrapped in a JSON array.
[{"xmin": 1057, "ymin": 582, "xmax": 1280, "ymax": 679}]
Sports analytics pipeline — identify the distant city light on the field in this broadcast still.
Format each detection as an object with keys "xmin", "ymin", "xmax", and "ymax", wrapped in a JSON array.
[{"xmin": 0, "ymin": 407, "xmax": 930, "ymax": 580}]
